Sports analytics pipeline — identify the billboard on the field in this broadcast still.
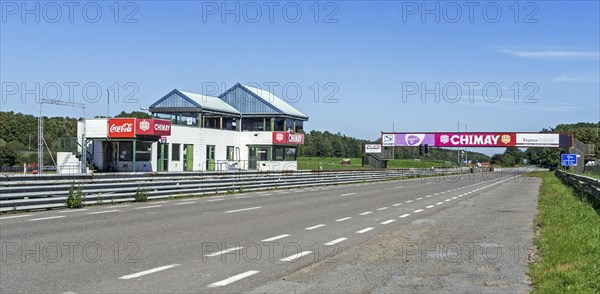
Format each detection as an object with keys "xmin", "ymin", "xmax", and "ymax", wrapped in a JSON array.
[
  {"xmin": 436, "ymin": 133, "xmax": 516, "ymax": 147},
  {"xmin": 516, "ymin": 133, "xmax": 560, "ymax": 147},
  {"xmin": 365, "ymin": 144, "xmax": 382, "ymax": 153},
  {"xmin": 393, "ymin": 134, "xmax": 435, "ymax": 146},
  {"xmin": 272, "ymin": 132, "xmax": 305, "ymax": 145},
  {"xmin": 135, "ymin": 119, "xmax": 172, "ymax": 136},
  {"xmin": 108, "ymin": 118, "xmax": 135, "ymax": 138}
]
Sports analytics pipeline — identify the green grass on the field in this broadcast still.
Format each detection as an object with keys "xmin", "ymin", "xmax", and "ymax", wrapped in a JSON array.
[
  {"xmin": 297, "ymin": 157, "xmax": 450, "ymax": 170},
  {"xmin": 297, "ymin": 157, "xmax": 367, "ymax": 170},
  {"xmin": 527, "ymin": 171, "xmax": 600, "ymax": 293}
]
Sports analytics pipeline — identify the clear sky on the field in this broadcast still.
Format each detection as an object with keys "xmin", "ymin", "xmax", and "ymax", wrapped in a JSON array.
[{"xmin": 1, "ymin": 1, "xmax": 599, "ymax": 151}]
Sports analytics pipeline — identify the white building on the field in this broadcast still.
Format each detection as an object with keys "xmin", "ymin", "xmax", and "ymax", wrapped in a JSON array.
[{"xmin": 78, "ymin": 83, "xmax": 308, "ymax": 173}]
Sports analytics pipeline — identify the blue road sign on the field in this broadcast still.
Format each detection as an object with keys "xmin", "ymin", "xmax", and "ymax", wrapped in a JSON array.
[{"xmin": 561, "ymin": 154, "xmax": 577, "ymax": 166}]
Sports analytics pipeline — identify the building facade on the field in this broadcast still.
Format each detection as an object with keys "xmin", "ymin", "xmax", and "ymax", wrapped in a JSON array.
[{"xmin": 78, "ymin": 83, "xmax": 308, "ymax": 172}]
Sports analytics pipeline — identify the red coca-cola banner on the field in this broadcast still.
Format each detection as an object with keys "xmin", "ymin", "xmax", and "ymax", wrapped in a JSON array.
[
  {"xmin": 272, "ymin": 132, "xmax": 305, "ymax": 145},
  {"xmin": 108, "ymin": 118, "xmax": 135, "ymax": 138},
  {"xmin": 135, "ymin": 119, "xmax": 172, "ymax": 136}
]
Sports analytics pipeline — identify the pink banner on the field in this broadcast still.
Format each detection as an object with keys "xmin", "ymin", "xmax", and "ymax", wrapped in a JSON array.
[{"xmin": 435, "ymin": 133, "xmax": 516, "ymax": 147}]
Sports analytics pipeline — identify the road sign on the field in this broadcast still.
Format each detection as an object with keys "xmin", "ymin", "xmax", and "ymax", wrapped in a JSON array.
[{"xmin": 561, "ymin": 154, "xmax": 577, "ymax": 166}]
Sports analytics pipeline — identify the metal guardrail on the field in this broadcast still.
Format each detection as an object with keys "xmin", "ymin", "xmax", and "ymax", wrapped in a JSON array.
[
  {"xmin": 0, "ymin": 168, "xmax": 464, "ymax": 212},
  {"xmin": 555, "ymin": 169, "xmax": 600, "ymax": 202}
]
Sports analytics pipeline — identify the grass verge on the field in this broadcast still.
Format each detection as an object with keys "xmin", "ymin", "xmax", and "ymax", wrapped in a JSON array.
[{"xmin": 527, "ymin": 171, "xmax": 600, "ymax": 293}]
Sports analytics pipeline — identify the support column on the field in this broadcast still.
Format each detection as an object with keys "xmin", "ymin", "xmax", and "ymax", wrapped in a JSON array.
[{"xmin": 132, "ymin": 140, "xmax": 136, "ymax": 172}]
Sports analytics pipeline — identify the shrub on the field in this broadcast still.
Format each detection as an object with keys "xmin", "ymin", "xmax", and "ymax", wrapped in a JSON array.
[
  {"xmin": 65, "ymin": 185, "xmax": 84, "ymax": 208},
  {"xmin": 134, "ymin": 186, "xmax": 149, "ymax": 202}
]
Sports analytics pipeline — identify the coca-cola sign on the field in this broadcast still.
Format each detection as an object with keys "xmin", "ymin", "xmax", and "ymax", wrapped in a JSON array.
[{"xmin": 108, "ymin": 118, "xmax": 136, "ymax": 138}]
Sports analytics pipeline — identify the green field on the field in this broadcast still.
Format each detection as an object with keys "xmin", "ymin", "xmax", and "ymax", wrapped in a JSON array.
[
  {"xmin": 527, "ymin": 172, "xmax": 600, "ymax": 293},
  {"xmin": 297, "ymin": 157, "xmax": 450, "ymax": 171}
]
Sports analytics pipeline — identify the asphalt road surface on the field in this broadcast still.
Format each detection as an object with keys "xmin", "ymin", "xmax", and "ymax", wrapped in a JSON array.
[{"xmin": 0, "ymin": 169, "xmax": 539, "ymax": 293}]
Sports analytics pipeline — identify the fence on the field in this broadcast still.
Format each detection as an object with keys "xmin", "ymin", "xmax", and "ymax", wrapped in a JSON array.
[
  {"xmin": 555, "ymin": 169, "xmax": 600, "ymax": 202},
  {"xmin": 0, "ymin": 168, "xmax": 466, "ymax": 212}
]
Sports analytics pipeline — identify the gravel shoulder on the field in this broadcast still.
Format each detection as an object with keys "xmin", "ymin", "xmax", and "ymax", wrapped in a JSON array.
[{"xmin": 249, "ymin": 176, "xmax": 541, "ymax": 293}]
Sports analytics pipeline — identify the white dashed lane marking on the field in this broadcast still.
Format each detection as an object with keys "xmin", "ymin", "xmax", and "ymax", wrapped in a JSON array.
[
  {"xmin": 335, "ymin": 217, "xmax": 352, "ymax": 222},
  {"xmin": 359, "ymin": 211, "xmax": 372, "ymax": 216},
  {"xmin": 399, "ymin": 214, "xmax": 411, "ymax": 218},
  {"xmin": 27, "ymin": 216, "xmax": 65, "ymax": 222},
  {"xmin": 413, "ymin": 209, "xmax": 424, "ymax": 213},
  {"xmin": 225, "ymin": 207, "xmax": 262, "ymax": 213},
  {"xmin": 205, "ymin": 247, "xmax": 243, "ymax": 257},
  {"xmin": 207, "ymin": 270, "xmax": 260, "ymax": 288},
  {"xmin": 356, "ymin": 227, "xmax": 374, "ymax": 234},
  {"xmin": 119, "ymin": 264, "xmax": 180, "ymax": 280},
  {"xmin": 340, "ymin": 193, "xmax": 356, "ymax": 197},
  {"xmin": 324, "ymin": 238, "xmax": 347, "ymax": 246},
  {"xmin": 381, "ymin": 219, "xmax": 396, "ymax": 225},
  {"xmin": 261, "ymin": 234, "xmax": 290, "ymax": 242},
  {"xmin": 305, "ymin": 224, "xmax": 326, "ymax": 230},
  {"xmin": 280, "ymin": 251, "xmax": 312, "ymax": 262},
  {"xmin": 87, "ymin": 210, "xmax": 121, "ymax": 215}
]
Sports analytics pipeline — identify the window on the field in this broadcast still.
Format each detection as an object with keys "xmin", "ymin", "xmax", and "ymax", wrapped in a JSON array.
[
  {"xmin": 274, "ymin": 118, "xmax": 285, "ymax": 131},
  {"xmin": 241, "ymin": 118, "xmax": 265, "ymax": 131},
  {"xmin": 285, "ymin": 118, "xmax": 294, "ymax": 132},
  {"xmin": 227, "ymin": 146, "xmax": 235, "ymax": 160},
  {"xmin": 295, "ymin": 120, "xmax": 304, "ymax": 133},
  {"xmin": 119, "ymin": 142, "xmax": 133, "ymax": 161},
  {"xmin": 285, "ymin": 147, "xmax": 297, "ymax": 161},
  {"xmin": 272, "ymin": 146, "xmax": 297, "ymax": 161},
  {"xmin": 273, "ymin": 146, "xmax": 285, "ymax": 161},
  {"xmin": 172, "ymin": 143, "xmax": 181, "ymax": 161},
  {"xmin": 135, "ymin": 141, "xmax": 152, "ymax": 161}
]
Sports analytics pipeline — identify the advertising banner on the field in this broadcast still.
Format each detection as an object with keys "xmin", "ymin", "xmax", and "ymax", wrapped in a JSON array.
[
  {"xmin": 272, "ymin": 132, "xmax": 305, "ymax": 145},
  {"xmin": 136, "ymin": 119, "xmax": 172, "ymax": 136},
  {"xmin": 395, "ymin": 134, "xmax": 435, "ymax": 146},
  {"xmin": 108, "ymin": 118, "xmax": 135, "ymax": 138},
  {"xmin": 435, "ymin": 133, "xmax": 516, "ymax": 147},
  {"xmin": 516, "ymin": 133, "xmax": 560, "ymax": 147},
  {"xmin": 365, "ymin": 144, "xmax": 382, "ymax": 153}
]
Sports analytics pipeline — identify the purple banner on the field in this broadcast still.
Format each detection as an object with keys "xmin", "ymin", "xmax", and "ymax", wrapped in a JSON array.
[{"xmin": 394, "ymin": 134, "xmax": 436, "ymax": 146}]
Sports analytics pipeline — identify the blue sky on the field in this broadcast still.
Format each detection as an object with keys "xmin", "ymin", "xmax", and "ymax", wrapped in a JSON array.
[{"xmin": 1, "ymin": 1, "xmax": 599, "ymax": 150}]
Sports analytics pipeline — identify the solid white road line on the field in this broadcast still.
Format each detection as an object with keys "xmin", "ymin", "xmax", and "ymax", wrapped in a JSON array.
[
  {"xmin": 392, "ymin": 203, "xmax": 402, "ymax": 207},
  {"xmin": 134, "ymin": 205, "xmax": 162, "ymax": 210},
  {"xmin": 119, "ymin": 264, "xmax": 180, "ymax": 280},
  {"xmin": 261, "ymin": 234, "xmax": 290, "ymax": 242},
  {"xmin": 205, "ymin": 247, "xmax": 243, "ymax": 257},
  {"xmin": 87, "ymin": 210, "xmax": 121, "ymax": 215},
  {"xmin": 207, "ymin": 270, "xmax": 260, "ymax": 288},
  {"xmin": 335, "ymin": 217, "xmax": 352, "ymax": 222},
  {"xmin": 399, "ymin": 214, "xmax": 411, "ymax": 218},
  {"xmin": 395, "ymin": 186, "xmax": 404, "ymax": 188},
  {"xmin": 27, "ymin": 216, "xmax": 65, "ymax": 222},
  {"xmin": 0, "ymin": 214, "xmax": 32, "ymax": 220},
  {"xmin": 377, "ymin": 207, "xmax": 388, "ymax": 211},
  {"xmin": 174, "ymin": 201, "xmax": 197, "ymax": 205},
  {"xmin": 359, "ymin": 211, "xmax": 372, "ymax": 215},
  {"xmin": 225, "ymin": 207, "xmax": 261, "ymax": 213},
  {"xmin": 356, "ymin": 227, "xmax": 374, "ymax": 234},
  {"xmin": 280, "ymin": 251, "xmax": 312, "ymax": 262},
  {"xmin": 413, "ymin": 209, "xmax": 424, "ymax": 213},
  {"xmin": 207, "ymin": 199, "xmax": 225, "ymax": 202},
  {"xmin": 305, "ymin": 224, "xmax": 326, "ymax": 230},
  {"xmin": 151, "ymin": 201, "xmax": 168, "ymax": 204},
  {"xmin": 340, "ymin": 193, "xmax": 356, "ymax": 197},
  {"xmin": 112, "ymin": 204, "xmax": 131, "ymax": 208},
  {"xmin": 324, "ymin": 238, "xmax": 347, "ymax": 246},
  {"xmin": 381, "ymin": 219, "xmax": 396, "ymax": 225}
]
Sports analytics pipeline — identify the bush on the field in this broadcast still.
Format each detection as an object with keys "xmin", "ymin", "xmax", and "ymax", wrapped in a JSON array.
[
  {"xmin": 65, "ymin": 185, "xmax": 84, "ymax": 208},
  {"xmin": 134, "ymin": 186, "xmax": 149, "ymax": 202}
]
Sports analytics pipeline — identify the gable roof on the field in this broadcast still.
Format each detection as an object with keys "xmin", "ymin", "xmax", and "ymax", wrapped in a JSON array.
[
  {"xmin": 218, "ymin": 83, "xmax": 308, "ymax": 120},
  {"xmin": 149, "ymin": 89, "xmax": 240, "ymax": 115}
]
